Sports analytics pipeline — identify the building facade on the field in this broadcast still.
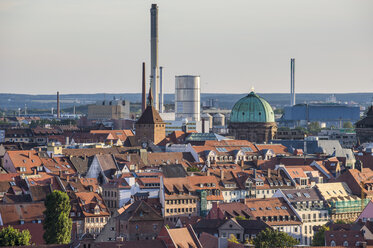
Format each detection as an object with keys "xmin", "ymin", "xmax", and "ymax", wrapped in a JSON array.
[{"xmin": 88, "ymin": 99, "xmax": 130, "ymax": 120}]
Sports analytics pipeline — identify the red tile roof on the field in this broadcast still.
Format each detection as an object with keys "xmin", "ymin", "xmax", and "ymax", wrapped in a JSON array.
[
  {"xmin": 6, "ymin": 150, "xmax": 43, "ymax": 174},
  {"xmin": 0, "ymin": 202, "xmax": 45, "ymax": 225}
]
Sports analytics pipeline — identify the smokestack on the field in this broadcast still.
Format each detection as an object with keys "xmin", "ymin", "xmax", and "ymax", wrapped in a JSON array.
[
  {"xmin": 290, "ymin": 58, "xmax": 295, "ymax": 106},
  {"xmin": 142, "ymin": 62, "xmax": 146, "ymax": 113},
  {"xmin": 57, "ymin": 91, "xmax": 60, "ymax": 118},
  {"xmin": 159, "ymin": 66, "xmax": 163, "ymax": 113},
  {"xmin": 150, "ymin": 4, "xmax": 159, "ymax": 110}
]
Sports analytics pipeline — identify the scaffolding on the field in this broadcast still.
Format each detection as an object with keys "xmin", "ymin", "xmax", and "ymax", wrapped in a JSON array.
[{"xmin": 328, "ymin": 196, "xmax": 370, "ymax": 214}]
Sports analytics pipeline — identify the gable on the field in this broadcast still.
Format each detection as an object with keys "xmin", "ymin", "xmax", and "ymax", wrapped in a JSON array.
[{"xmin": 218, "ymin": 219, "xmax": 244, "ymax": 231}]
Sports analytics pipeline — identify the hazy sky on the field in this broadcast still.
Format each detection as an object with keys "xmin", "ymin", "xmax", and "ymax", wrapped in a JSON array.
[{"xmin": 0, "ymin": 0, "xmax": 372, "ymax": 94}]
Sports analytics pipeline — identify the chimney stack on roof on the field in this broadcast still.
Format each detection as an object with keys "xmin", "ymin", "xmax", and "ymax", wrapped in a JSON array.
[
  {"xmin": 150, "ymin": 4, "xmax": 159, "ymax": 110},
  {"xmin": 142, "ymin": 62, "xmax": 146, "ymax": 113},
  {"xmin": 57, "ymin": 91, "xmax": 61, "ymax": 118},
  {"xmin": 268, "ymin": 168, "xmax": 271, "ymax": 178},
  {"xmin": 220, "ymin": 169, "xmax": 224, "ymax": 180},
  {"xmin": 290, "ymin": 58, "xmax": 295, "ymax": 106}
]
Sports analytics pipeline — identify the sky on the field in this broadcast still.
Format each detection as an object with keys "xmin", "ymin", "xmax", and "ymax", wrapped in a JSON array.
[{"xmin": 0, "ymin": 0, "xmax": 372, "ymax": 94}]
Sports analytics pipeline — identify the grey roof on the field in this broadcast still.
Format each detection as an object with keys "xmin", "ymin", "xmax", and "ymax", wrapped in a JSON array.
[
  {"xmin": 96, "ymin": 154, "xmax": 118, "ymax": 180},
  {"xmin": 270, "ymin": 139, "xmax": 348, "ymax": 157},
  {"xmin": 236, "ymin": 220, "xmax": 271, "ymax": 234},
  {"xmin": 193, "ymin": 219, "xmax": 227, "ymax": 234},
  {"xmin": 69, "ymin": 156, "xmax": 94, "ymax": 175},
  {"xmin": 161, "ymin": 164, "xmax": 187, "ymax": 178},
  {"xmin": 185, "ymin": 133, "xmax": 230, "ymax": 142},
  {"xmin": 281, "ymin": 188, "xmax": 323, "ymax": 203}
]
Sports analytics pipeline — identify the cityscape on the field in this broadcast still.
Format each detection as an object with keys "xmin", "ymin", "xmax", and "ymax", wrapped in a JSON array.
[{"xmin": 0, "ymin": 1, "xmax": 373, "ymax": 248}]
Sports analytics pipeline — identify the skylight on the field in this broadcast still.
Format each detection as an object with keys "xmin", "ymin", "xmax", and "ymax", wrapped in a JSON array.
[
  {"xmin": 303, "ymin": 193, "xmax": 311, "ymax": 198},
  {"xmin": 241, "ymin": 147, "xmax": 253, "ymax": 152},
  {"xmin": 216, "ymin": 147, "xmax": 228, "ymax": 152}
]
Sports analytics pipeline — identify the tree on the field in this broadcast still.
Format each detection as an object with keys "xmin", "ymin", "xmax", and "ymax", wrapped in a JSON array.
[
  {"xmin": 228, "ymin": 234, "xmax": 240, "ymax": 244},
  {"xmin": 343, "ymin": 121, "xmax": 354, "ymax": 129},
  {"xmin": 43, "ymin": 191, "xmax": 72, "ymax": 244},
  {"xmin": 312, "ymin": 225, "xmax": 329, "ymax": 246},
  {"xmin": 334, "ymin": 219, "xmax": 353, "ymax": 224},
  {"xmin": 308, "ymin": 122, "xmax": 321, "ymax": 135},
  {"xmin": 235, "ymin": 216, "xmax": 249, "ymax": 220},
  {"xmin": 0, "ymin": 226, "xmax": 31, "ymax": 246},
  {"xmin": 253, "ymin": 228, "xmax": 299, "ymax": 248}
]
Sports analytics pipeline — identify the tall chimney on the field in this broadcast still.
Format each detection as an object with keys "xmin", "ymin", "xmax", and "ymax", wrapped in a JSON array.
[
  {"xmin": 150, "ymin": 4, "xmax": 159, "ymax": 110},
  {"xmin": 290, "ymin": 58, "xmax": 295, "ymax": 106},
  {"xmin": 142, "ymin": 62, "xmax": 146, "ymax": 113},
  {"xmin": 159, "ymin": 66, "xmax": 164, "ymax": 113},
  {"xmin": 57, "ymin": 91, "xmax": 60, "ymax": 118}
]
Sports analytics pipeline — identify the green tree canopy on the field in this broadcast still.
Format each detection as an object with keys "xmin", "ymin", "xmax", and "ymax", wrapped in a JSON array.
[
  {"xmin": 312, "ymin": 225, "xmax": 329, "ymax": 246},
  {"xmin": 43, "ymin": 190, "xmax": 72, "ymax": 244},
  {"xmin": 307, "ymin": 121, "xmax": 321, "ymax": 135},
  {"xmin": 342, "ymin": 121, "xmax": 354, "ymax": 129},
  {"xmin": 228, "ymin": 234, "xmax": 240, "ymax": 244},
  {"xmin": 253, "ymin": 228, "xmax": 299, "ymax": 248},
  {"xmin": 0, "ymin": 226, "xmax": 31, "ymax": 246}
]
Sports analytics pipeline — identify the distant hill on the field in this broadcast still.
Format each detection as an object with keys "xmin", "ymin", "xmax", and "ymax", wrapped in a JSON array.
[{"xmin": 0, "ymin": 93, "xmax": 372, "ymax": 111}]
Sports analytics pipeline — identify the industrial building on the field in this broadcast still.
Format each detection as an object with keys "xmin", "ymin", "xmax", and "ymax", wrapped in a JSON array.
[
  {"xmin": 87, "ymin": 99, "xmax": 130, "ymax": 120},
  {"xmin": 279, "ymin": 104, "xmax": 360, "ymax": 128},
  {"xmin": 356, "ymin": 106, "xmax": 373, "ymax": 144},
  {"xmin": 175, "ymin": 75, "xmax": 201, "ymax": 122}
]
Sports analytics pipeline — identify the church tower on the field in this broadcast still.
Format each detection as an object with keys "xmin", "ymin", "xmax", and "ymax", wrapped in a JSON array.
[{"xmin": 135, "ymin": 88, "xmax": 165, "ymax": 145}]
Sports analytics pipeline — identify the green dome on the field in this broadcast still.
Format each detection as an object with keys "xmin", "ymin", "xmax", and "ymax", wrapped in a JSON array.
[{"xmin": 230, "ymin": 91, "xmax": 275, "ymax": 123}]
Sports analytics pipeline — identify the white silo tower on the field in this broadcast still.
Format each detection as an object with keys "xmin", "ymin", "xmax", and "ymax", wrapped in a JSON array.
[
  {"xmin": 201, "ymin": 113, "xmax": 213, "ymax": 129},
  {"xmin": 213, "ymin": 113, "xmax": 225, "ymax": 126},
  {"xmin": 175, "ymin": 75, "xmax": 200, "ymax": 121}
]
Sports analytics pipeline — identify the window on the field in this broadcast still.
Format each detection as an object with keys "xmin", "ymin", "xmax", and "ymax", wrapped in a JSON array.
[{"xmin": 330, "ymin": 241, "xmax": 336, "ymax": 247}]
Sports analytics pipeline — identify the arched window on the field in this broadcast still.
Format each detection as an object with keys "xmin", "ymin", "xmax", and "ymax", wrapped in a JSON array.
[
  {"xmin": 330, "ymin": 241, "xmax": 336, "ymax": 247},
  {"xmin": 343, "ymin": 241, "xmax": 348, "ymax": 247}
]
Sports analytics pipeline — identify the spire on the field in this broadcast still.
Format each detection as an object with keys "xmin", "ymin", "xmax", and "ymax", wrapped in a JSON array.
[{"xmin": 148, "ymin": 87, "xmax": 154, "ymax": 106}]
